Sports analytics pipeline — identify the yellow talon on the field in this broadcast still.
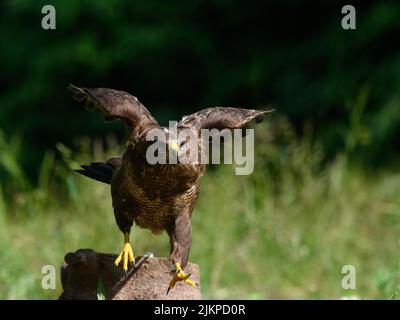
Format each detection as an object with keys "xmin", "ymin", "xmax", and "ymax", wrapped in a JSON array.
[
  {"xmin": 167, "ymin": 263, "xmax": 196, "ymax": 294},
  {"xmin": 114, "ymin": 232, "xmax": 135, "ymax": 271}
]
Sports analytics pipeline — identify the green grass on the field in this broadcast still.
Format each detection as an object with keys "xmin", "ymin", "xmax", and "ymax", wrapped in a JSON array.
[{"xmin": 0, "ymin": 120, "xmax": 399, "ymax": 299}]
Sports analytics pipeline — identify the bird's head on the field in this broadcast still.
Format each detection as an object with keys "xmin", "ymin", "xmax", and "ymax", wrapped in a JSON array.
[{"xmin": 133, "ymin": 126, "xmax": 201, "ymax": 167}]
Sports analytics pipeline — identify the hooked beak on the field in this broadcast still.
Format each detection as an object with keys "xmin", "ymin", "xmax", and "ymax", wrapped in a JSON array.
[{"xmin": 169, "ymin": 141, "xmax": 180, "ymax": 155}]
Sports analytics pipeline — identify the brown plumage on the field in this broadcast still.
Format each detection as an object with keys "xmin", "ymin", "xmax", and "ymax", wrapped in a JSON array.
[{"xmin": 69, "ymin": 84, "xmax": 271, "ymax": 290}]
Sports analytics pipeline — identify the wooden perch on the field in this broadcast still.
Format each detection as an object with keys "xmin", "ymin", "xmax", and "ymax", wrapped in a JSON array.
[{"xmin": 58, "ymin": 249, "xmax": 201, "ymax": 300}]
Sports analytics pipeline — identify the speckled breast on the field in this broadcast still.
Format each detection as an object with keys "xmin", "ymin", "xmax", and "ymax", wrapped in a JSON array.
[{"xmin": 112, "ymin": 161, "xmax": 201, "ymax": 234}]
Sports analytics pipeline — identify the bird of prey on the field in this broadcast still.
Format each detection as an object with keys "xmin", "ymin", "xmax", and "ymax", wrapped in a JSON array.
[{"xmin": 69, "ymin": 84, "xmax": 271, "ymax": 293}]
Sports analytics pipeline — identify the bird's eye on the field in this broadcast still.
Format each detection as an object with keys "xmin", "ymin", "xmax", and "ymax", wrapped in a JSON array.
[{"xmin": 180, "ymin": 137, "xmax": 191, "ymax": 147}]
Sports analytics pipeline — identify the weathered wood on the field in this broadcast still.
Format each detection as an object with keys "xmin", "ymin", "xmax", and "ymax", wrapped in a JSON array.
[{"xmin": 59, "ymin": 249, "xmax": 201, "ymax": 300}]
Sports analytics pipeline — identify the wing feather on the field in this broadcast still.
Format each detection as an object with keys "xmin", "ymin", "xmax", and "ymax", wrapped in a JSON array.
[
  {"xmin": 69, "ymin": 84, "xmax": 159, "ymax": 133},
  {"xmin": 178, "ymin": 107, "xmax": 273, "ymax": 133}
]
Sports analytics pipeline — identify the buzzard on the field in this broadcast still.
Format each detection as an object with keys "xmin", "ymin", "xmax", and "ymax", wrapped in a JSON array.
[{"xmin": 69, "ymin": 85, "xmax": 271, "ymax": 293}]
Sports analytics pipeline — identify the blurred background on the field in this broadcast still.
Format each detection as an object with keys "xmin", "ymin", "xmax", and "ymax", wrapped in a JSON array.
[{"xmin": 0, "ymin": 0, "xmax": 399, "ymax": 299}]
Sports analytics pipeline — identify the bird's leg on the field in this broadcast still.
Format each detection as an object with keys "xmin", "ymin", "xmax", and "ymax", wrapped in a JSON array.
[
  {"xmin": 167, "ymin": 213, "xmax": 197, "ymax": 294},
  {"xmin": 114, "ymin": 232, "xmax": 135, "ymax": 272},
  {"xmin": 167, "ymin": 262, "xmax": 196, "ymax": 293}
]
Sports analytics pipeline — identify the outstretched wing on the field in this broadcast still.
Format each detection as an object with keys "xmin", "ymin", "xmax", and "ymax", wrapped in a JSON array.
[
  {"xmin": 178, "ymin": 107, "xmax": 273, "ymax": 133},
  {"xmin": 69, "ymin": 85, "xmax": 159, "ymax": 133}
]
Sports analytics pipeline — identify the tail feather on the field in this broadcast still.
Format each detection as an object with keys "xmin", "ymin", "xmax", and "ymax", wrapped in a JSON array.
[
  {"xmin": 75, "ymin": 160, "xmax": 119, "ymax": 184},
  {"xmin": 89, "ymin": 162, "xmax": 115, "ymax": 176}
]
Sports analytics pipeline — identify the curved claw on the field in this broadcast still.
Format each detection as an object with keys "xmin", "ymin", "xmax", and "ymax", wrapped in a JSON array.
[{"xmin": 167, "ymin": 263, "xmax": 196, "ymax": 294}]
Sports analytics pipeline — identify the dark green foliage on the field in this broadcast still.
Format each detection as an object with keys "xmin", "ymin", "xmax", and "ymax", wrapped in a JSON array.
[{"xmin": 0, "ymin": 0, "xmax": 399, "ymax": 180}]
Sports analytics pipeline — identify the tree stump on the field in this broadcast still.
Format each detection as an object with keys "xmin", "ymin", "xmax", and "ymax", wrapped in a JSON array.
[{"xmin": 58, "ymin": 249, "xmax": 201, "ymax": 300}]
